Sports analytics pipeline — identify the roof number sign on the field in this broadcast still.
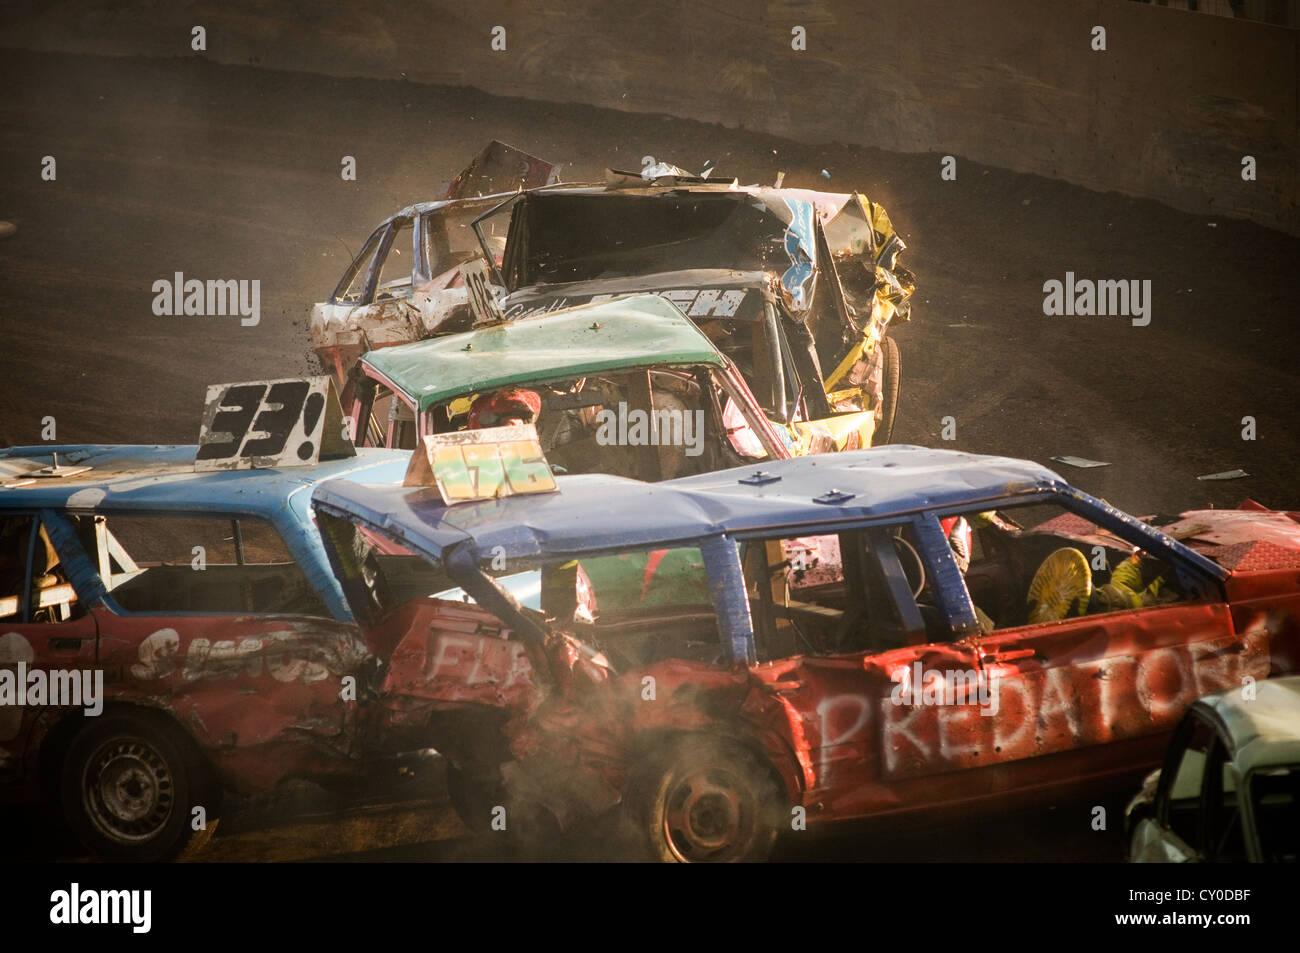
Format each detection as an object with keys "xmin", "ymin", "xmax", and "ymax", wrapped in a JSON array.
[
  {"xmin": 404, "ymin": 424, "xmax": 557, "ymax": 504},
  {"xmin": 196, "ymin": 377, "xmax": 355, "ymax": 470},
  {"xmin": 460, "ymin": 257, "xmax": 504, "ymax": 325}
]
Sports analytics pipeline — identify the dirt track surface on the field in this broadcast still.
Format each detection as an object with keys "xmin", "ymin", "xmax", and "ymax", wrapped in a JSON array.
[
  {"xmin": 2, "ymin": 50, "xmax": 1299, "ymax": 516},
  {"xmin": 1, "ymin": 756, "xmax": 1136, "ymax": 863},
  {"xmin": 0, "ymin": 50, "xmax": 1297, "ymax": 863}
]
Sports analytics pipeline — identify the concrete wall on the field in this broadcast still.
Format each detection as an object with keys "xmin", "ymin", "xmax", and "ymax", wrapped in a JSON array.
[{"xmin": 4, "ymin": 0, "xmax": 1296, "ymax": 233}]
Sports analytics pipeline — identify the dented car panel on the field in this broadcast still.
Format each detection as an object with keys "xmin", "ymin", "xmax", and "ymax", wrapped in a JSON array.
[
  {"xmin": 0, "ymin": 444, "xmax": 408, "ymax": 804},
  {"xmin": 364, "ymin": 294, "xmax": 733, "ymax": 417},
  {"xmin": 310, "ymin": 192, "xmax": 521, "ymax": 407},
  {"xmin": 93, "ymin": 612, "xmax": 373, "ymax": 795},
  {"xmin": 313, "ymin": 447, "xmax": 1300, "ymax": 854}
]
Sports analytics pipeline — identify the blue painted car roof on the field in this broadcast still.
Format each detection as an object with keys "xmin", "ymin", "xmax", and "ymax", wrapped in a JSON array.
[
  {"xmin": 0, "ymin": 445, "xmax": 409, "ymax": 514},
  {"xmin": 313, "ymin": 446, "xmax": 1229, "ymax": 588},
  {"xmin": 1, "ymin": 445, "xmax": 412, "ymax": 622},
  {"xmin": 313, "ymin": 446, "xmax": 1070, "ymax": 564}
]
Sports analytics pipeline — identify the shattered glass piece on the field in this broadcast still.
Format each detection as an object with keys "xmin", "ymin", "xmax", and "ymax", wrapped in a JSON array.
[
  {"xmin": 1050, "ymin": 455, "xmax": 1111, "ymax": 469},
  {"xmin": 642, "ymin": 161, "xmax": 693, "ymax": 180},
  {"xmin": 1197, "ymin": 469, "xmax": 1249, "ymax": 481}
]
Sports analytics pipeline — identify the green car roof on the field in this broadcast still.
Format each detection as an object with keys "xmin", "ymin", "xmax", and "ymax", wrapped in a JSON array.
[{"xmin": 362, "ymin": 294, "xmax": 727, "ymax": 413}]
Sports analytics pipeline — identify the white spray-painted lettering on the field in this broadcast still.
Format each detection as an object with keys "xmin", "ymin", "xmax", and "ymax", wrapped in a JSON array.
[{"xmin": 807, "ymin": 630, "xmax": 1267, "ymax": 786}]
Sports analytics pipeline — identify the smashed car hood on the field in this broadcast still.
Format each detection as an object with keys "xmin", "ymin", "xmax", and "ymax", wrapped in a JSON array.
[
  {"xmin": 1035, "ymin": 504, "xmax": 1300, "ymax": 573},
  {"xmin": 1163, "ymin": 507, "xmax": 1300, "ymax": 572}
]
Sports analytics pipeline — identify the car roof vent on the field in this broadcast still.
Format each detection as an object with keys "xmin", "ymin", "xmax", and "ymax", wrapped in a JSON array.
[{"xmin": 26, "ymin": 452, "xmax": 92, "ymax": 479}]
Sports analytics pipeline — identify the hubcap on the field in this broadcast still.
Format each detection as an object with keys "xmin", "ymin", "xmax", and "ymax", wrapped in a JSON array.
[
  {"xmin": 82, "ymin": 737, "xmax": 174, "ymax": 843},
  {"xmin": 662, "ymin": 767, "xmax": 755, "ymax": 862}
]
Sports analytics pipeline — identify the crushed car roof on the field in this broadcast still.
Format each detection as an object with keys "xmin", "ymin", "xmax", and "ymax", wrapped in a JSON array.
[
  {"xmin": 513, "ymin": 182, "xmax": 868, "ymax": 250},
  {"xmin": 315, "ymin": 446, "xmax": 1073, "ymax": 563},
  {"xmin": 0, "ymin": 444, "xmax": 409, "ymax": 514},
  {"xmin": 315, "ymin": 446, "xmax": 1228, "ymax": 581},
  {"xmin": 370, "ymin": 188, "xmax": 586, "ymax": 232},
  {"xmin": 1195, "ymin": 676, "xmax": 1300, "ymax": 776},
  {"xmin": 361, "ymin": 293, "xmax": 728, "ymax": 413}
]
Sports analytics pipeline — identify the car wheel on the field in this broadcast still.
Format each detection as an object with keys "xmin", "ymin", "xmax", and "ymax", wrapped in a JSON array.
[
  {"xmin": 876, "ymin": 335, "xmax": 901, "ymax": 444},
  {"xmin": 60, "ymin": 710, "xmax": 219, "ymax": 862},
  {"xmin": 629, "ymin": 736, "xmax": 782, "ymax": 863},
  {"xmin": 445, "ymin": 761, "xmax": 505, "ymax": 835}
]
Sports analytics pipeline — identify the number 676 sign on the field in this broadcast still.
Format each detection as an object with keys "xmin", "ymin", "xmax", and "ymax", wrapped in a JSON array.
[{"xmin": 404, "ymin": 424, "xmax": 557, "ymax": 504}]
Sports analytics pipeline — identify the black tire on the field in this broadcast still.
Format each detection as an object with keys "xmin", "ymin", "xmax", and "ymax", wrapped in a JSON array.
[
  {"xmin": 876, "ymin": 335, "xmax": 901, "ymax": 444},
  {"xmin": 445, "ymin": 761, "xmax": 505, "ymax": 835},
  {"xmin": 60, "ymin": 710, "xmax": 219, "ymax": 862},
  {"xmin": 626, "ymin": 736, "xmax": 783, "ymax": 863},
  {"xmin": 447, "ymin": 761, "xmax": 571, "ymax": 858}
]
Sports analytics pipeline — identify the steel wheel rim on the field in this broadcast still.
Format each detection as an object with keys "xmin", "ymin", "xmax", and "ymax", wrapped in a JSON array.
[
  {"xmin": 662, "ymin": 765, "xmax": 756, "ymax": 862},
  {"xmin": 82, "ymin": 735, "xmax": 175, "ymax": 844}
]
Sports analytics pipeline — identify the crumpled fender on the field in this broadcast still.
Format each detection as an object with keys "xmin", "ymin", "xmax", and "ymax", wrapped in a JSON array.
[{"xmin": 503, "ymin": 657, "xmax": 806, "ymax": 825}]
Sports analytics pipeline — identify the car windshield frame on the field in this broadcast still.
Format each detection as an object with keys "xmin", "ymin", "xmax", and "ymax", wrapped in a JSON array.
[{"xmin": 475, "ymin": 190, "xmax": 808, "ymax": 294}]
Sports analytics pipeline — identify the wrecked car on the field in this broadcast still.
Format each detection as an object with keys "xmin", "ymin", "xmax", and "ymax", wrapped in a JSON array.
[
  {"xmin": 0, "ymin": 379, "xmax": 409, "ymax": 861},
  {"xmin": 312, "ymin": 147, "xmax": 913, "ymax": 450},
  {"xmin": 346, "ymin": 293, "xmax": 789, "ymax": 481},
  {"xmin": 1126, "ymin": 675, "xmax": 1299, "ymax": 863},
  {"xmin": 312, "ymin": 444, "xmax": 1300, "ymax": 861},
  {"xmin": 470, "ymin": 171, "xmax": 914, "ymax": 449}
]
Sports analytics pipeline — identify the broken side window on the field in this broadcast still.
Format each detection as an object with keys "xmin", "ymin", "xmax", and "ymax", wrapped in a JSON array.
[
  {"xmin": 0, "ymin": 515, "xmax": 85, "ymax": 623},
  {"xmin": 696, "ymin": 305, "xmax": 786, "ymax": 421},
  {"xmin": 936, "ymin": 502, "xmax": 1188, "ymax": 634},
  {"xmin": 742, "ymin": 528, "xmax": 918, "ymax": 660},
  {"xmin": 88, "ymin": 515, "xmax": 331, "ymax": 617},
  {"xmin": 374, "ymin": 220, "xmax": 415, "ymax": 300},
  {"xmin": 351, "ymin": 377, "xmax": 415, "ymax": 450},
  {"xmin": 422, "ymin": 207, "xmax": 499, "ymax": 280},
  {"xmin": 742, "ymin": 534, "xmax": 853, "ymax": 660},
  {"xmin": 0, "ymin": 515, "xmax": 35, "ymax": 620},
  {"xmin": 1203, "ymin": 736, "xmax": 1248, "ymax": 862},
  {"xmin": 541, "ymin": 545, "xmax": 717, "ymax": 668},
  {"xmin": 333, "ymin": 226, "xmax": 387, "ymax": 304},
  {"xmin": 1250, "ymin": 765, "xmax": 1300, "ymax": 863},
  {"xmin": 316, "ymin": 512, "xmax": 456, "ymax": 629}
]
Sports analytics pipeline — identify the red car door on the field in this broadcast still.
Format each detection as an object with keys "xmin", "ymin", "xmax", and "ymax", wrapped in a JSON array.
[
  {"xmin": 746, "ymin": 525, "xmax": 989, "ymax": 821},
  {"xmin": 971, "ymin": 600, "xmax": 1259, "ymax": 786},
  {"xmin": 0, "ymin": 514, "xmax": 100, "ymax": 789}
]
